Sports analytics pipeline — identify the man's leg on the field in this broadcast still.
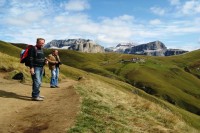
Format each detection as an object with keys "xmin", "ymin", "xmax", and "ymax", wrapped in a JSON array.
[
  {"xmin": 50, "ymin": 68, "xmax": 56, "ymax": 87},
  {"xmin": 55, "ymin": 67, "xmax": 59, "ymax": 87},
  {"xmin": 32, "ymin": 67, "xmax": 42, "ymax": 98}
]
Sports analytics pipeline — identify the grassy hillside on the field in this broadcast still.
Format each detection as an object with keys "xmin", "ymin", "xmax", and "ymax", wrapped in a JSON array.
[
  {"xmin": 0, "ymin": 51, "xmax": 198, "ymax": 132},
  {"xmin": 1, "ymin": 41, "xmax": 200, "ymax": 130},
  {"xmin": 45, "ymin": 48, "xmax": 200, "ymax": 130},
  {"xmin": 55, "ymin": 65, "xmax": 200, "ymax": 132},
  {"xmin": 117, "ymin": 56, "xmax": 200, "ymax": 115},
  {"xmin": 10, "ymin": 43, "xmax": 28, "ymax": 49},
  {"xmin": 0, "ymin": 40, "xmax": 22, "ymax": 57},
  {"xmin": 165, "ymin": 50, "xmax": 200, "ymax": 78},
  {"xmin": 51, "ymin": 49, "xmax": 200, "ymax": 116},
  {"xmin": 44, "ymin": 49, "xmax": 125, "ymax": 80},
  {"xmin": 0, "ymin": 41, "xmax": 65, "ymax": 82},
  {"xmin": 0, "ymin": 52, "xmax": 33, "ymax": 84},
  {"xmin": 69, "ymin": 75, "xmax": 199, "ymax": 132}
]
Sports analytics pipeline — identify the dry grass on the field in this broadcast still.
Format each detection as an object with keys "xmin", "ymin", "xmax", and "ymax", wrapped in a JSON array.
[
  {"xmin": 0, "ymin": 52, "xmax": 20, "ymax": 70},
  {"xmin": 0, "ymin": 52, "xmax": 65, "ymax": 83},
  {"xmin": 0, "ymin": 52, "xmax": 38, "ymax": 82},
  {"xmin": 70, "ymin": 77, "xmax": 198, "ymax": 133},
  {"xmin": 0, "ymin": 51, "xmax": 198, "ymax": 132}
]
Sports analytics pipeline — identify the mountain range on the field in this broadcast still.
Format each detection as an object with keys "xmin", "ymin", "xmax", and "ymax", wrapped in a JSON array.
[
  {"xmin": 106, "ymin": 41, "xmax": 188, "ymax": 56},
  {"xmin": 44, "ymin": 38, "xmax": 105, "ymax": 53},
  {"xmin": 44, "ymin": 39, "xmax": 188, "ymax": 56}
]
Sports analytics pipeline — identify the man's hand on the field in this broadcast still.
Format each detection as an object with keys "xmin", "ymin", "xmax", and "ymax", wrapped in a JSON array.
[
  {"xmin": 45, "ymin": 57, "xmax": 49, "ymax": 65},
  {"xmin": 30, "ymin": 68, "xmax": 35, "ymax": 75},
  {"xmin": 45, "ymin": 60, "xmax": 48, "ymax": 65}
]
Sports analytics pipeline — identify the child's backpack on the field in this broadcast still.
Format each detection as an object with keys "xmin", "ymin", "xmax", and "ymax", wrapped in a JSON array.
[{"xmin": 20, "ymin": 45, "xmax": 36, "ymax": 67}]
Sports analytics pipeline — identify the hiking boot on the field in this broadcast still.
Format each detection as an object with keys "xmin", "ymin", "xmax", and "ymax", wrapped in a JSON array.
[
  {"xmin": 55, "ymin": 86, "xmax": 59, "ymax": 88},
  {"xmin": 32, "ymin": 97, "xmax": 44, "ymax": 101},
  {"xmin": 50, "ymin": 86, "xmax": 56, "ymax": 88},
  {"xmin": 39, "ymin": 95, "xmax": 45, "ymax": 99}
]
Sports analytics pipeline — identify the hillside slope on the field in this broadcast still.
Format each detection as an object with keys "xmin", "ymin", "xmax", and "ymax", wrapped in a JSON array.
[
  {"xmin": 1, "ymin": 41, "xmax": 200, "ymax": 131},
  {"xmin": 0, "ymin": 41, "xmax": 22, "ymax": 57},
  {"xmin": 44, "ymin": 48, "xmax": 200, "ymax": 129},
  {"xmin": 0, "ymin": 51, "xmax": 198, "ymax": 132}
]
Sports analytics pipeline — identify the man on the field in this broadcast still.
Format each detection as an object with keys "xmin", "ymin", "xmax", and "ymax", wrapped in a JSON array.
[
  {"xmin": 47, "ymin": 49, "xmax": 61, "ymax": 88},
  {"xmin": 29, "ymin": 38, "xmax": 46, "ymax": 101}
]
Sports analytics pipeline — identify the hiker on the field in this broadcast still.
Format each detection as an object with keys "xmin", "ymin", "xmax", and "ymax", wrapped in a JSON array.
[
  {"xmin": 29, "ymin": 38, "xmax": 47, "ymax": 101},
  {"xmin": 47, "ymin": 49, "xmax": 61, "ymax": 88}
]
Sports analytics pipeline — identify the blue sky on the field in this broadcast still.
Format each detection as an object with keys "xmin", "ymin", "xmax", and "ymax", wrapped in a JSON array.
[{"xmin": 0, "ymin": 0, "xmax": 200, "ymax": 50}]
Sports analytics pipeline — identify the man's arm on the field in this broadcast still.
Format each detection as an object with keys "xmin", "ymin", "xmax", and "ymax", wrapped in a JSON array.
[
  {"xmin": 29, "ymin": 46, "xmax": 35, "ymax": 75},
  {"xmin": 47, "ymin": 55, "xmax": 58, "ymax": 64}
]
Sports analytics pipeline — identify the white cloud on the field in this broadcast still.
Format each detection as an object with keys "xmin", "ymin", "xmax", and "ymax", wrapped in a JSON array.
[
  {"xmin": 164, "ymin": 24, "xmax": 199, "ymax": 34},
  {"xmin": 97, "ymin": 34, "xmax": 116, "ymax": 44},
  {"xmin": 100, "ymin": 15, "xmax": 134, "ymax": 28},
  {"xmin": 62, "ymin": 0, "xmax": 90, "ymax": 12},
  {"xmin": 94, "ymin": 15, "xmax": 135, "ymax": 44},
  {"xmin": 24, "ymin": 11, "xmax": 44, "ymax": 22},
  {"xmin": 1, "ymin": 0, "xmax": 53, "ymax": 27},
  {"xmin": 156, "ymin": 20, "xmax": 200, "ymax": 38},
  {"xmin": 8, "ymin": 0, "xmax": 54, "ymax": 16},
  {"xmin": 117, "ymin": 15, "xmax": 134, "ymax": 21},
  {"xmin": 53, "ymin": 14, "xmax": 135, "ymax": 45},
  {"xmin": 171, "ymin": 0, "xmax": 200, "ymax": 16},
  {"xmin": 55, "ymin": 13, "xmax": 90, "ymax": 24},
  {"xmin": 169, "ymin": 0, "xmax": 180, "ymax": 6},
  {"xmin": 2, "ymin": 27, "xmax": 47, "ymax": 44},
  {"xmin": 178, "ymin": 45, "xmax": 199, "ymax": 51},
  {"xmin": 4, "ymin": 10, "xmax": 44, "ymax": 26},
  {"xmin": 78, "ymin": 23, "xmax": 100, "ymax": 34},
  {"xmin": 150, "ymin": 7, "xmax": 166, "ymax": 16},
  {"xmin": 181, "ymin": 0, "xmax": 200, "ymax": 15},
  {"xmin": 149, "ymin": 19, "xmax": 162, "ymax": 25}
]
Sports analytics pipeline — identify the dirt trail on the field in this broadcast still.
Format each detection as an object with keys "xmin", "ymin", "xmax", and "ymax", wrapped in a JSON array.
[{"xmin": 0, "ymin": 76, "xmax": 80, "ymax": 133}]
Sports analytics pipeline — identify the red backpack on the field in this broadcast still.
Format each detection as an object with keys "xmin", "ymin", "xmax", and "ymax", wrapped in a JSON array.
[{"xmin": 20, "ymin": 45, "xmax": 36, "ymax": 67}]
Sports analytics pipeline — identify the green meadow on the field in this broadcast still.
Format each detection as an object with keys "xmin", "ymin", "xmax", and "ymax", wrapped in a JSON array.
[{"xmin": 1, "ymin": 40, "xmax": 200, "ymax": 132}]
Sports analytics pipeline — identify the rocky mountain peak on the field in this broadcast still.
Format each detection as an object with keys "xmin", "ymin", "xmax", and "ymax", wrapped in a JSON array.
[
  {"xmin": 106, "ymin": 40, "xmax": 188, "ymax": 56},
  {"xmin": 105, "ymin": 42, "xmax": 136, "ymax": 53},
  {"xmin": 44, "ymin": 38, "xmax": 105, "ymax": 53},
  {"xmin": 44, "ymin": 38, "xmax": 188, "ymax": 56}
]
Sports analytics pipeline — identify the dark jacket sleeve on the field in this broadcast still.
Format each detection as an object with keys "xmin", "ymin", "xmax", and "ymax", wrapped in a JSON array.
[{"xmin": 29, "ymin": 46, "xmax": 35, "ymax": 68}]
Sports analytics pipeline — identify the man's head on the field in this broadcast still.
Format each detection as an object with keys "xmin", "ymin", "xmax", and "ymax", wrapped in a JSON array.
[
  {"xmin": 52, "ymin": 49, "xmax": 58, "ymax": 56},
  {"xmin": 36, "ymin": 38, "xmax": 45, "ymax": 48}
]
